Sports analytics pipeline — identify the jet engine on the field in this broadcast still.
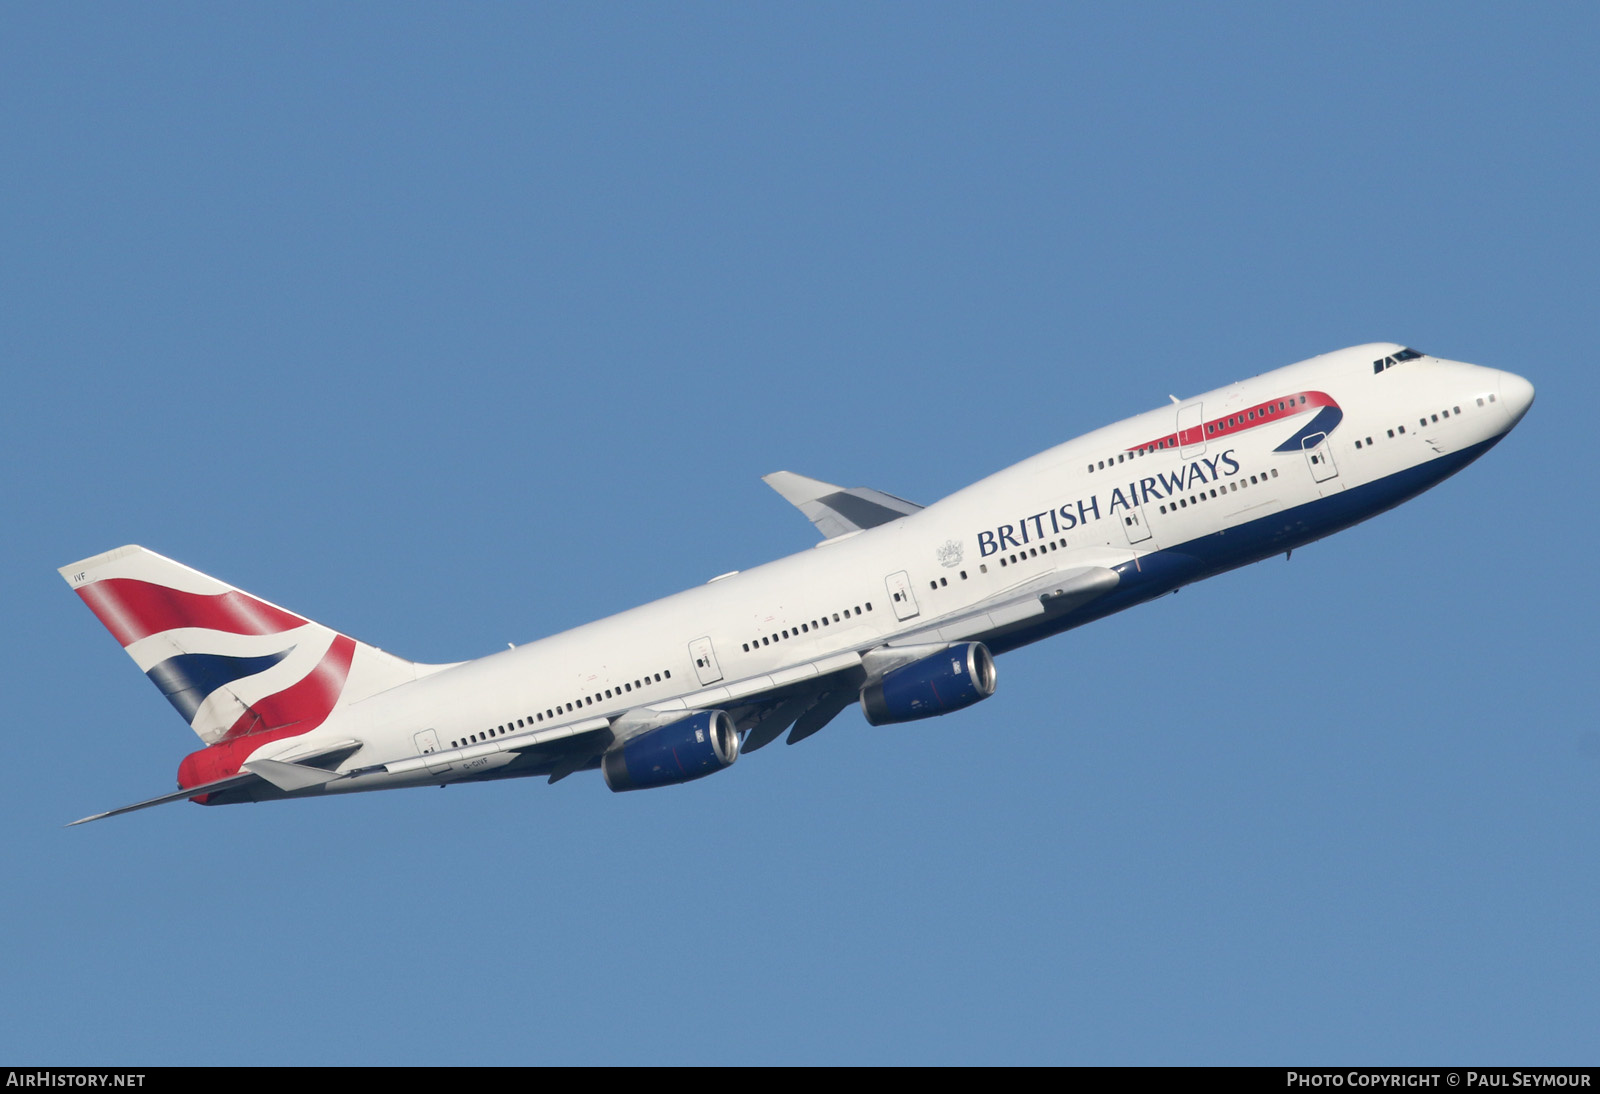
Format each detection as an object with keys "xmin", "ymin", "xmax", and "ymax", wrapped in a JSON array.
[
  {"xmin": 859, "ymin": 642, "xmax": 997, "ymax": 725},
  {"xmin": 601, "ymin": 710, "xmax": 740, "ymax": 792}
]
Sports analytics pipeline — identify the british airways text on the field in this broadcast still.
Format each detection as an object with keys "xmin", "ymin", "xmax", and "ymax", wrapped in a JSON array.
[{"xmin": 976, "ymin": 449, "xmax": 1241, "ymax": 557}]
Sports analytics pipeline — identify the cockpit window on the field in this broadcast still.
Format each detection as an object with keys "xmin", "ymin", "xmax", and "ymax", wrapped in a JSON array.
[{"xmin": 1373, "ymin": 347, "xmax": 1425, "ymax": 374}]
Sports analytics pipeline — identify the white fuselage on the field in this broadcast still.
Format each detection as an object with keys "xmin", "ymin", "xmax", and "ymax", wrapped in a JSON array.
[{"xmin": 243, "ymin": 343, "xmax": 1533, "ymax": 798}]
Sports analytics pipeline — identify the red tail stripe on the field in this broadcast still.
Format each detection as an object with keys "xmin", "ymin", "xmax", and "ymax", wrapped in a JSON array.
[
  {"xmin": 77, "ymin": 578, "xmax": 307, "ymax": 647},
  {"xmin": 222, "ymin": 634, "xmax": 355, "ymax": 741},
  {"xmin": 179, "ymin": 635, "xmax": 357, "ymax": 792}
]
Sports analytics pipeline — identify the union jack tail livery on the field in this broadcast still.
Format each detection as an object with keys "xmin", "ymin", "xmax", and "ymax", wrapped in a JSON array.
[{"xmin": 61, "ymin": 546, "xmax": 439, "ymax": 814}]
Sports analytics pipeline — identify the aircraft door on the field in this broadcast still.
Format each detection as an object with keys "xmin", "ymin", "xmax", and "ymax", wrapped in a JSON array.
[
  {"xmin": 1302, "ymin": 432, "xmax": 1340, "ymax": 483},
  {"xmin": 414, "ymin": 730, "xmax": 451, "ymax": 774},
  {"xmin": 1120, "ymin": 506, "xmax": 1154, "ymax": 545},
  {"xmin": 689, "ymin": 636, "xmax": 724, "ymax": 685},
  {"xmin": 885, "ymin": 571, "xmax": 921, "ymax": 621},
  {"xmin": 1178, "ymin": 401, "xmax": 1206, "ymax": 458}
]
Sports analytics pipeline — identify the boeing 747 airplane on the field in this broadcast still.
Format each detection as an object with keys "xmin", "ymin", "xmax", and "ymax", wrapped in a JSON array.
[{"xmin": 61, "ymin": 343, "xmax": 1533, "ymax": 823}]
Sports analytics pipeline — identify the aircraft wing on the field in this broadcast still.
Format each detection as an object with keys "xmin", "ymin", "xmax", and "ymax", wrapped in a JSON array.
[
  {"xmin": 762, "ymin": 471, "xmax": 923, "ymax": 539},
  {"xmin": 631, "ymin": 566, "xmax": 1121, "ymax": 752},
  {"xmin": 643, "ymin": 649, "xmax": 867, "ymax": 750}
]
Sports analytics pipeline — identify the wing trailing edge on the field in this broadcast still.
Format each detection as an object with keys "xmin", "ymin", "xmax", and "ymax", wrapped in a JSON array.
[{"xmin": 888, "ymin": 565, "xmax": 1122, "ymax": 647}]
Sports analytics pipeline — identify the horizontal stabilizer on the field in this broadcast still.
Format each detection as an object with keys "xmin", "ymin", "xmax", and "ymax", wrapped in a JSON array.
[
  {"xmin": 763, "ymin": 471, "xmax": 922, "ymax": 540},
  {"xmin": 66, "ymin": 772, "xmax": 260, "ymax": 827},
  {"xmin": 242, "ymin": 757, "xmax": 344, "ymax": 791}
]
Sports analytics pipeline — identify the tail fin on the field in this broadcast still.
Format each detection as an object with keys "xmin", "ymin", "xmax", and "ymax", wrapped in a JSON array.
[{"xmin": 61, "ymin": 546, "xmax": 437, "ymax": 745}]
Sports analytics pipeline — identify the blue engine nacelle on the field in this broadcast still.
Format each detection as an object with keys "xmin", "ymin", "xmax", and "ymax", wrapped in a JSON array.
[
  {"xmin": 859, "ymin": 642, "xmax": 997, "ymax": 726},
  {"xmin": 601, "ymin": 710, "xmax": 740, "ymax": 792}
]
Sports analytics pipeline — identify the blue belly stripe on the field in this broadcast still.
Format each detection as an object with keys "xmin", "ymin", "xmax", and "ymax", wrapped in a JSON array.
[{"xmin": 988, "ymin": 434, "xmax": 1502, "ymax": 655}]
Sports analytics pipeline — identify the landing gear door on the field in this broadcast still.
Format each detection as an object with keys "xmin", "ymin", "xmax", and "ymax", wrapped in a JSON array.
[
  {"xmin": 689, "ymin": 636, "xmax": 724, "ymax": 685},
  {"xmin": 885, "ymin": 570, "xmax": 921, "ymax": 621}
]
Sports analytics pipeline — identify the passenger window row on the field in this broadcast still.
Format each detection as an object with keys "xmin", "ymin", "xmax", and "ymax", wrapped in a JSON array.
[
  {"xmin": 743, "ymin": 601, "xmax": 874, "ymax": 654},
  {"xmin": 1358, "ymin": 398, "xmax": 1493, "ymax": 450},
  {"xmin": 998, "ymin": 539, "xmax": 1069, "ymax": 568},
  {"xmin": 450, "ymin": 667, "xmax": 675, "ymax": 748},
  {"xmin": 1089, "ymin": 447, "xmax": 1156, "ymax": 473},
  {"xmin": 1157, "ymin": 469, "xmax": 1278, "ymax": 514},
  {"xmin": 1206, "ymin": 396, "xmax": 1309, "ymax": 439}
]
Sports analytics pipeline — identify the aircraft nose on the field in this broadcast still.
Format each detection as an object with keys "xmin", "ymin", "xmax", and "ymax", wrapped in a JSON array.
[{"xmin": 1498, "ymin": 370, "xmax": 1535, "ymax": 426}]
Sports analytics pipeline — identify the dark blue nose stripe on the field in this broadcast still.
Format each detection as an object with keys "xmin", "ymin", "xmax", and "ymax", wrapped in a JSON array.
[{"xmin": 1274, "ymin": 405, "xmax": 1344, "ymax": 452}]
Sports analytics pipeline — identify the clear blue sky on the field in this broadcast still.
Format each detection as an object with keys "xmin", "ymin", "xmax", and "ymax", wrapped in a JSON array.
[{"xmin": 3, "ymin": 4, "xmax": 1595, "ymax": 1065}]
